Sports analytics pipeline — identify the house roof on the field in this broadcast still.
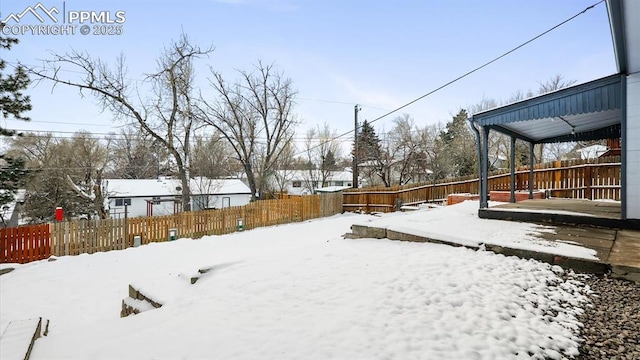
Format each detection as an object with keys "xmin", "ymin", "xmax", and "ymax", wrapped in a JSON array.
[
  {"xmin": 0, "ymin": 189, "xmax": 25, "ymax": 226},
  {"xmin": 471, "ymin": 74, "xmax": 623, "ymax": 144},
  {"xmin": 471, "ymin": 0, "xmax": 638, "ymax": 144},
  {"xmin": 314, "ymin": 185, "xmax": 352, "ymax": 193},
  {"xmin": 277, "ymin": 170, "xmax": 354, "ymax": 182},
  {"xmin": 607, "ymin": 0, "xmax": 640, "ymax": 74},
  {"xmin": 104, "ymin": 178, "xmax": 251, "ymax": 198},
  {"xmin": 578, "ymin": 144, "xmax": 608, "ymax": 159}
]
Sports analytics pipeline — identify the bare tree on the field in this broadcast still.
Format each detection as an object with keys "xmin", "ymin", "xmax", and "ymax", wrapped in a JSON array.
[
  {"xmin": 190, "ymin": 176, "xmax": 223, "ymax": 210},
  {"xmin": 109, "ymin": 127, "xmax": 169, "ymax": 179},
  {"xmin": 538, "ymin": 74, "xmax": 577, "ymax": 94},
  {"xmin": 8, "ymin": 132, "xmax": 112, "ymax": 220},
  {"xmin": 544, "ymin": 142, "xmax": 575, "ymax": 161},
  {"xmin": 65, "ymin": 131, "xmax": 113, "ymax": 219},
  {"xmin": 379, "ymin": 114, "xmax": 428, "ymax": 186},
  {"xmin": 201, "ymin": 61, "xmax": 298, "ymax": 200},
  {"xmin": 270, "ymin": 142, "xmax": 296, "ymax": 196},
  {"xmin": 190, "ymin": 131, "xmax": 239, "ymax": 179},
  {"xmin": 303, "ymin": 123, "xmax": 341, "ymax": 190},
  {"xmin": 29, "ymin": 33, "xmax": 212, "ymax": 211}
]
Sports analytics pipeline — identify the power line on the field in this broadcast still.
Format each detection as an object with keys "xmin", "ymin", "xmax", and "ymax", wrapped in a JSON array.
[
  {"xmin": 6, "ymin": 61, "xmax": 391, "ymax": 113},
  {"xmin": 4, "ymin": 119, "xmax": 126, "ymax": 127},
  {"xmin": 298, "ymin": 97, "xmax": 390, "ymax": 112},
  {"xmin": 4, "ymin": 128, "xmax": 357, "ymax": 143},
  {"xmin": 293, "ymin": 0, "xmax": 605, "ymax": 157}
]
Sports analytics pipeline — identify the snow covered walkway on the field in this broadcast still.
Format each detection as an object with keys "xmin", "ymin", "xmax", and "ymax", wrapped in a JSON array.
[{"xmin": 352, "ymin": 201, "xmax": 599, "ymax": 260}]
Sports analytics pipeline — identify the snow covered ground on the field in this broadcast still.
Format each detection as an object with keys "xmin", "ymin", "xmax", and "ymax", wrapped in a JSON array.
[
  {"xmin": 354, "ymin": 201, "xmax": 599, "ymax": 260},
  {"xmin": 1, "ymin": 209, "xmax": 591, "ymax": 359}
]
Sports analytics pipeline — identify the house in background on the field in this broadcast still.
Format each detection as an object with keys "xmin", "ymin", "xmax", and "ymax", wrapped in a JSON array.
[
  {"xmin": 104, "ymin": 177, "xmax": 251, "ymax": 218},
  {"xmin": 0, "ymin": 189, "xmax": 25, "ymax": 228},
  {"xmin": 577, "ymin": 144, "xmax": 609, "ymax": 160},
  {"xmin": 271, "ymin": 170, "xmax": 354, "ymax": 196}
]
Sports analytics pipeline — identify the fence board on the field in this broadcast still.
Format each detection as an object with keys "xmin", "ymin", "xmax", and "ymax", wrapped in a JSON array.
[
  {"xmin": 0, "ymin": 224, "xmax": 51, "ymax": 264},
  {"xmin": 343, "ymin": 158, "xmax": 621, "ymax": 213}
]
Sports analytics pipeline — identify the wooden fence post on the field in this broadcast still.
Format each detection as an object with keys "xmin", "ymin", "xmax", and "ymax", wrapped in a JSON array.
[{"xmin": 585, "ymin": 165, "xmax": 592, "ymax": 200}]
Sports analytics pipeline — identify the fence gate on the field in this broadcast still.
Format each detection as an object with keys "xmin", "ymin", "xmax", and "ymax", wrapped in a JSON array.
[{"xmin": 0, "ymin": 224, "xmax": 51, "ymax": 264}]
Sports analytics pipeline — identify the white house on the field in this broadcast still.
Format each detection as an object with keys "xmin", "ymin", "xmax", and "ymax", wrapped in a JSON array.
[
  {"xmin": 578, "ymin": 144, "xmax": 608, "ymax": 160},
  {"xmin": 271, "ymin": 170, "xmax": 354, "ymax": 196},
  {"xmin": 104, "ymin": 177, "xmax": 252, "ymax": 218},
  {"xmin": 0, "ymin": 189, "xmax": 25, "ymax": 228}
]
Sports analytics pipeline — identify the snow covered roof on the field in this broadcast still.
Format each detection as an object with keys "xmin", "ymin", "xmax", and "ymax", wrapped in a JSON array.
[
  {"xmin": 274, "ymin": 170, "xmax": 354, "ymax": 182},
  {"xmin": 578, "ymin": 145, "xmax": 608, "ymax": 159},
  {"xmin": 314, "ymin": 186, "xmax": 352, "ymax": 193},
  {"xmin": 104, "ymin": 178, "xmax": 251, "ymax": 198},
  {"xmin": 0, "ymin": 190, "xmax": 25, "ymax": 227}
]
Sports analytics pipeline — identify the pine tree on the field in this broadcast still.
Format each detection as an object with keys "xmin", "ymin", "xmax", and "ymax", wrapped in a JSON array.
[
  {"xmin": 1, "ymin": 32, "xmax": 32, "ymax": 211},
  {"xmin": 353, "ymin": 120, "xmax": 381, "ymax": 163},
  {"xmin": 1, "ymin": 34, "xmax": 32, "ymax": 134},
  {"xmin": 323, "ymin": 150, "xmax": 338, "ymax": 171},
  {"xmin": 438, "ymin": 109, "xmax": 477, "ymax": 177}
]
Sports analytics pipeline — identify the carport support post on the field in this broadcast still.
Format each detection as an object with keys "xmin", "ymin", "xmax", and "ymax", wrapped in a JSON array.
[
  {"xmin": 529, "ymin": 142, "xmax": 534, "ymax": 199},
  {"xmin": 481, "ymin": 127, "xmax": 489, "ymax": 208},
  {"xmin": 510, "ymin": 136, "xmax": 516, "ymax": 203}
]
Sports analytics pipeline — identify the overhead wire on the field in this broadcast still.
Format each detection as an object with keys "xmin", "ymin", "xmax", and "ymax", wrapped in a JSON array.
[
  {"xmin": 4, "ymin": 1, "xmax": 604, "ymax": 160},
  {"xmin": 292, "ymin": 0, "xmax": 605, "ymax": 157}
]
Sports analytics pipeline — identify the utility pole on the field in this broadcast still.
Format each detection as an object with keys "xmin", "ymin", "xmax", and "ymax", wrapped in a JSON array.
[{"xmin": 353, "ymin": 104, "xmax": 361, "ymax": 188}]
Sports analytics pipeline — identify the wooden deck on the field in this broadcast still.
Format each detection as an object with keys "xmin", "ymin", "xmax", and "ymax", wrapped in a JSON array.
[
  {"xmin": 478, "ymin": 198, "xmax": 640, "ymax": 230},
  {"xmin": 491, "ymin": 198, "xmax": 621, "ymax": 219}
]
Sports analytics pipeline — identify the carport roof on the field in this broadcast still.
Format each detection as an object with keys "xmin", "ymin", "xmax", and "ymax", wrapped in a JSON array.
[{"xmin": 470, "ymin": 74, "xmax": 623, "ymax": 144}]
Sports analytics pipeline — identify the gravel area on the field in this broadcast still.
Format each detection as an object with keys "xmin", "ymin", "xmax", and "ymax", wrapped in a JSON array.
[{"xmin": 576, "ymin": 274, "xmax": 640, "ymax": 360}]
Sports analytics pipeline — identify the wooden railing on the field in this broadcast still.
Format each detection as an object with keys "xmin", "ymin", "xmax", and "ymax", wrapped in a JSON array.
[
  {"xmin": 343, "ymin": 157, "xmax": 621, "ymax": 213},
  {"xmin": 1, "ymin": 193, "xmax": 343, "ymax": 263}
]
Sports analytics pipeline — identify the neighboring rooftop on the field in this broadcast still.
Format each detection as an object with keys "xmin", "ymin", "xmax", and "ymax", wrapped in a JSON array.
[{"xmin": 104, "ymin": 178, "xmax": 251, "ymax": 198}]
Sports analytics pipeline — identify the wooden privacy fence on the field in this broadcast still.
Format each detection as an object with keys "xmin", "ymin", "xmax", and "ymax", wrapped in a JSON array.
[
  {"xmin": 0, "ymin": 224, "xmax": 51, "ymax": 264},
  {"xmin": 343, "ymin": 157, "xmax": 621, "ymax": 213},
  {"xmin": 0, "ymin": 193, "xmax": 343, "ymax": 263},
  {"xmin": 51, "ymin": 218, "xmax": 127, "ymax": 256}
]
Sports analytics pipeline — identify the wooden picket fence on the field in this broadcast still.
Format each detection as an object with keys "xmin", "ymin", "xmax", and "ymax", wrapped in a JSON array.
[
  {"xmin": 0, "ymin": 193, "xmax": 342, "ymax": 263},
  {"xmin": 0, "ymin": 224, "xmax": 51, "ymax": 264},
  {"xmin": 343, "ymin": 156, "xmax": 621, "ymax": 213}
]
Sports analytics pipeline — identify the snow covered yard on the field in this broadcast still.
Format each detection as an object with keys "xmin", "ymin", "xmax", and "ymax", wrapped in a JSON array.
[{"xmin": 1, "ymin": 211, "xmax": 591, "ymax": 359}]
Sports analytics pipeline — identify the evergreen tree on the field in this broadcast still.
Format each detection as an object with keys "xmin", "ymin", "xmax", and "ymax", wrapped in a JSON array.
[
  {"xmin": 438, "ymin": 109, "xmax": 477, "ymax": 177},
  {"xmin": 323, "ymin": 150, "xmax": 338, "ymax": 171},
  {"xmin": 353, "ymin": 120, "xmax": 381, "ymax": 163},
  {"xmin": 1, "ymin": 34, "xmax": 31, "ymax": 134},
  {"xmin": 1, "ymin": 32, "xmax": 32, "ymax": 212}
]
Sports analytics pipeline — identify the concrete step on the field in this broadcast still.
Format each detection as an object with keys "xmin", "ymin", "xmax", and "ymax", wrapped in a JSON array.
[
  {"xmin": 121, "ymin": 297, "xmax": 159, "ymax": 317},
  {"xmin": 121, "ymin": 284, "xmax": 163, "ymax": 318},
  {"xmin": 348, "ymin": 225, "xmax": 610, "ymax": 275}
]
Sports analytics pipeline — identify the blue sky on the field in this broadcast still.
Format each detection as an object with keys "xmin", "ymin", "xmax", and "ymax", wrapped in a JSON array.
[{"xmin": 1, "ymin": 0, "xmax": 616, "ymax": 149}]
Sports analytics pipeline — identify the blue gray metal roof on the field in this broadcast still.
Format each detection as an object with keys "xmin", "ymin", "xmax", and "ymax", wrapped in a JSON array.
[{"xmin": 471, "ymin": 74, "xmax": 623, "ymax": 143}]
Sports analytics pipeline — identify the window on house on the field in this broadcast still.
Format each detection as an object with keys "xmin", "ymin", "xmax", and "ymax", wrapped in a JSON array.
[
  {"xmin": 334, "ymin": 181, "xmax": 343, "ymax": 186},
  {"xmin": 115, "ymin": 198, "xmax": 132, "ymax": 207},
  {"xmin": 292, "ymin": 181, "xmax": 301, "ymax": 188}
]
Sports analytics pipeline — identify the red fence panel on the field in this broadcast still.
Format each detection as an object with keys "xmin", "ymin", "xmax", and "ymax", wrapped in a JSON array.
[{"xmin": 0, "ymin": 224, "xmax": 51, "ymax": 264}]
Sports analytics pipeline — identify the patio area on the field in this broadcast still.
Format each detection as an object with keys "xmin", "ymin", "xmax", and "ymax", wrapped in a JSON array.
[{"xmin": 478, "ymin": 198, "xmax": 640, "ymax": 230}]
